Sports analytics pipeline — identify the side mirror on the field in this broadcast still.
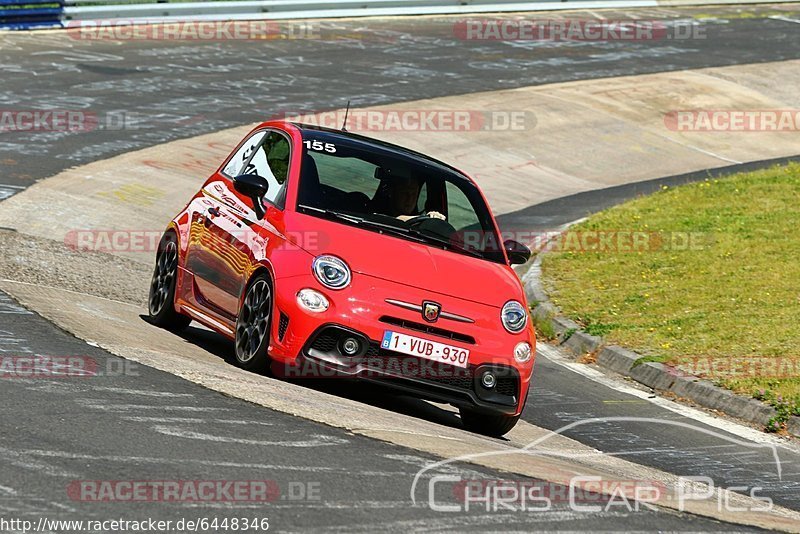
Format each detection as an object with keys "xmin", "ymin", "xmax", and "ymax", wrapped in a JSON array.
[
  {"xmin": 504, "ymin": 239, "xmax": 531, "ymax": 265},
  {"xmin": 233, "ymin": 174, "xmax": 269, "ymax": 219}
]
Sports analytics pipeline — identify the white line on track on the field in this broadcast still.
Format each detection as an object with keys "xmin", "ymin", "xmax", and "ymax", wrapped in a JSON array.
[
  {"xmin": 769, "ymin": 15, "xmax": 800, "ymax": 24},
  {"xmin": 122, "ymin": 416, "xmax": 274, "ymax": 426},
  {"xmin": 152, "ymin": 425, "xmax": 349, "ymax": 448},
  {"xmin": 90, "ymin": 386, "xmax": 194, "ymax": 398},
  {"xmin": 25, "ymin": 449, "xmax": 408, "ymax": 478},
  {"xmin": 76, "ymin": 400, "xmax": 229, "ymax": 412},
  {"xmin": 537, "ymin": 343, "xmax": 800, "ymax": 453}
]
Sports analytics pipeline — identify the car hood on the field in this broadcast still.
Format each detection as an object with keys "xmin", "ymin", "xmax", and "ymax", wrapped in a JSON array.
[{"xmin": 288, "ymin": 212, "xmax": 523, "ymax": 308}]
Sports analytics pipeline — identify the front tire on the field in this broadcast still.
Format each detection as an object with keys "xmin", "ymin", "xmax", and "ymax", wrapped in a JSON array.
[
  {"xmin": 148, "ymin": 232, "xmax": 191, "ymax": 331},
  {"xmin": 234, "ymin": 274, "xmax": 273, "ymax": 372},
  {"xmin": 459, "ymin": 408, "xmax": 520, "ymax": 437}
]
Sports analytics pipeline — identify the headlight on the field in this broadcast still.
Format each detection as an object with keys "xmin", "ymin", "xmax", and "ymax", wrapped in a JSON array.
[
  {"xmin": 514, "ymin": 342, "xmax": 532, "ymax": 364},
  {"xmin": 312, "ymin": 255, "xmax": 351, "ymax": 290},
  {"xmin": 501, "ymin": 300, "xmax": 528, "ymax": 333},
  {"xmin": 297, "ymin": 289, "xmax": 329, "ymax": 312}
]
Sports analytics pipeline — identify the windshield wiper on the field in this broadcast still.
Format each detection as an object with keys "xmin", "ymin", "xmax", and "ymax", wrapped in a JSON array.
[
  {"xmin": 299, "ymin": 205, "xmax": 429, "ymax": 243},
  {"xmin": 299, "ymin": 205, "xmax": 363, "ymax": 224}
]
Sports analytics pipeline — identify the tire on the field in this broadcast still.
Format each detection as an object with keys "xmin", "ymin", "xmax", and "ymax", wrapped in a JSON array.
[
  {"xmin": 234, "ymin": 273, "xmax": 273, "ymax": 372},
  {"xmin": 459, "ymin": 408, "xmax": 520, "ymax": 437},
  {"xmin": 148, "ymin": 232, "xmax": 191, "ymax": 331}
]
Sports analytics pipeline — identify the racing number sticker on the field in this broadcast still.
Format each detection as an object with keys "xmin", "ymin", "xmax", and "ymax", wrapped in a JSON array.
[{"xmin": 303, "ymin": 140, "xmax": 337, "ymax": 153}]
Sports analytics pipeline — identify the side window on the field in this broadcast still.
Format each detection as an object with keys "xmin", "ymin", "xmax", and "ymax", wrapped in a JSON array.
[
  {"xmin": 445, "ymin": 181, "xmax": 480, "ymax": 232},
  {"xmin": 223, "ymin": 131, "xmax": 267, "ymax": 178},
  {"xmin": 244, "ymin": 131, "xmax": 291, "ymax": 205}
]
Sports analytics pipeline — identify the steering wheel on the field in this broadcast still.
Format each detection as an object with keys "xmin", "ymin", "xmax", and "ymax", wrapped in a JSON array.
[
  {"xmin": 405, "ymin": 214, "xmax": 433, "ymax": 228},
  {"xmin": 406, "ymin": 214, "xmax": 458, "ymax": 239}
]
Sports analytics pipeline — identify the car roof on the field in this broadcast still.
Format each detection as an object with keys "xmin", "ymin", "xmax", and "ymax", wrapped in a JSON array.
[{"xmin": 287, "ymin": 122, "xmax": 474, "ymax": 183}]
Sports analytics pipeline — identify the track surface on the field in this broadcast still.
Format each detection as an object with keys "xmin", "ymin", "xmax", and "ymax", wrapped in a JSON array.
[
  {"xmin": 6, "ymin": 293, "xmax": 755, "ymax": 531},
  {"xmin": 2, "ymin": 4, "xmax": 800, "ymax": 186},
  {"xmin": 2, "ymin": 3, "xmax": 800, "ymax": 530}
]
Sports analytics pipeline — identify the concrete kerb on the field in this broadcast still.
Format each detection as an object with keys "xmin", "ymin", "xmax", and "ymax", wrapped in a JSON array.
[{"xmin": 521, "ymin": 238, "xmax": 794, "ymax": 438}]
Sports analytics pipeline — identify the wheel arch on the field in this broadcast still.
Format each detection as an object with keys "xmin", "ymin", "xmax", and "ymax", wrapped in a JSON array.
[{"xmin": 239, "ymin": 261, "xmax": 277, "ymax": 309}]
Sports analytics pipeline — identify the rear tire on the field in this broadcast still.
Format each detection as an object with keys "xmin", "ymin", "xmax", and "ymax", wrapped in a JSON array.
[
  {"xmin": 148, "ymin": 232, "xmax": 191, "ymax": 331},
  {"xmin": 459, "ymin": 408, "xmax": 520, "ymax": 437},
  {"xmin": 234, "ymin": 273, "xmax": 273, "ymax": 372}
]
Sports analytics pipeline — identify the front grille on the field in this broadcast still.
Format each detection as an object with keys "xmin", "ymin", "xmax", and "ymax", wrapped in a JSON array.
[
  {"xmin": 367, "ymin": 341, "xmax": 473, "ymax": 390},
  {"xmin": 365, "ymin": 343, "xmax": 379, "ymax": 358},
  {"xmin": 495, "ymin": 375, "xmax": 517, "ymax": 397},
  {"xmin": 428, "ymin": 373, "xmax": 473, "ymax": 390},
  {"xmin": 379, "ymin": 316, "xmax": 475, "ymax": 344},
  {"xmin": 278, "ymin": 313, "xmax": 289, "ymax": 341},
  {"xmin": 310, "ymin": 331, "xmax": 338, "ymax": 352}
]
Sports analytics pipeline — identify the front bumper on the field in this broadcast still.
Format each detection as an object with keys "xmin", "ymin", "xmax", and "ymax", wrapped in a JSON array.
[{"xmin": 268, "ymin": 273, "xmax": 534, "ymax": 416}]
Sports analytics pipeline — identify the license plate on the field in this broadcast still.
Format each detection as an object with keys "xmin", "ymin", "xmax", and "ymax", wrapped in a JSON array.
[{"xmin": 381, "ymin": 330, "xmax": 470, "ymax": 368}]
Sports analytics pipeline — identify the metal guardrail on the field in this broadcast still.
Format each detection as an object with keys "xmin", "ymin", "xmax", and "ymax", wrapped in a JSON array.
[
  {"xmin": 61, "ymin": 0, "xmax": 659, "ymax": 24},
  {"xmin": 0, "ymin": 0, "xmax": 63, "ymax": 29},
  {"xmin": 3, "ymin": 0, "xmax": 796, "ymax": 29}
]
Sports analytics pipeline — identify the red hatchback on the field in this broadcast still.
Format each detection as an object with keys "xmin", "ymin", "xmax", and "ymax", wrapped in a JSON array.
[{"xmin": 149, "ymin": 121, "xmax": 535, "ymax": 436}]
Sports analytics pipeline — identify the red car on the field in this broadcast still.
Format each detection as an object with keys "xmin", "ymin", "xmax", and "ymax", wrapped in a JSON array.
[{"xmin": 148, "ymin": 120, "xmax": 535, "ymax": 436}]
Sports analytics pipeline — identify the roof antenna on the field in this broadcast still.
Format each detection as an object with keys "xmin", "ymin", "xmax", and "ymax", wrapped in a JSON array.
[{"xmin": 341, "ymin": 100, "xmax": 351, "ymax": 132}]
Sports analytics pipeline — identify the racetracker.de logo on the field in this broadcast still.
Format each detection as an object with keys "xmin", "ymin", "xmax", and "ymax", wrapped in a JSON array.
[
  {"xmin": 0, "ymin": 110, "xmax": 97, "ymax": 132},
  {"xmin": 67, "ymin": 480, "xmax": 281, "ymax": 502},
  {"xmin": 0, "ymin": 356, "xmax": 98, "ymax": 378},
  {"xmin": 665, "ymin": 110, "xmax": 800, "ymax": 131},
  {"xmin": 453, "ymin": 19, "xmax": 705, "ymax": 41},
  {"xmin": 667, "ymin": 357, "xmax": 800, "ymax": 379},
  {"xmin": 274, "ymin": 109, "xmax": 535, "ymax": 132},
  {"xmin": 64, "ymin": 229, "xmax": 326, "ymax": 254},
  {"xmin": 65, "ymin": 20, "xmax": 321, "ymax": 41},
  {"xmin": 459, "ymin": 230, "xmax": 712, "ymax": 254}
]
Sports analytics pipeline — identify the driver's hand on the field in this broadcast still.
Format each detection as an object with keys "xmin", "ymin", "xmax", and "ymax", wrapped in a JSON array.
[{"xmin": 426, "ymin": 211, "xmax": 446, "ymax": 221}]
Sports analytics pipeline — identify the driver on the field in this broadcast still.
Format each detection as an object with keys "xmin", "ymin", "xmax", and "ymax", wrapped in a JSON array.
[{"xmin": 381, "ymin": 172, "xmax": 445, "ymax": 222}]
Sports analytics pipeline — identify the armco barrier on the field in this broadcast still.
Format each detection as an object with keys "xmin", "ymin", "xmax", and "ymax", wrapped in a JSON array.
[
  {"xmin": 0, "ymin": 0, "xmax": 63, "ymax": 29},
  {"xmin": 60, "ymin": 0, "xmax": 661, "ymax": 23},
  {"xmin": 4, "ymin": 0, "xmax": 799, "ymax": 32}
]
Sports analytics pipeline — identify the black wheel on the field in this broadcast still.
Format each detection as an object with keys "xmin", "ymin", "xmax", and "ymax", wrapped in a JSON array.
[
  {"xmin": 459, "ymin": 408, "xmax": 520, "ymax": 437},
  {"xmin": 148, "ymin": 232, "xmax": 191, "ymax": 331},
  {"xmin": 234, "ymin": 274, "xmax": 273, "ymax": 372}
]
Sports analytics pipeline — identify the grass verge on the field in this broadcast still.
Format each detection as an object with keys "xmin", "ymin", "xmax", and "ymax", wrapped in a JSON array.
[{"xmin": 541, "ymin": 163, "xmax": 800, "ymax": 430}]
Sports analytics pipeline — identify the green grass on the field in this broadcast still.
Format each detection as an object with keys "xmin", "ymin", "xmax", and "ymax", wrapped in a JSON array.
[{"xmin": 542, "ymin": 163, "xmax": 800, "ymax": 429}]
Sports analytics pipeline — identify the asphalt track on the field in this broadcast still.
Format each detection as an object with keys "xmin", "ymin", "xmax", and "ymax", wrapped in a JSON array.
[
  {"xmin": 2, "ymin": 3, "xmax": 800, "ymax": 531},
  {"xmin": 2, "ymin": 4, "xmax": 800, "ymax": 186},
  {"xmin": 0, "ymin": 291, "xmax": 757, "ymax": 532}
]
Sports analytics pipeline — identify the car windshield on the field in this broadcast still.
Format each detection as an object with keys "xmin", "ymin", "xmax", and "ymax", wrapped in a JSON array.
[{"xmin": 296, "ymin": 130, "xmax": 505, "ymax": 263}]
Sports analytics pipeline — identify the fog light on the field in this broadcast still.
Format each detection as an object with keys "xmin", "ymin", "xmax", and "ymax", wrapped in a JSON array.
[
  {"xmin": 514, "ymin": 342, "xmax": 532, "ymax": 364},
  {"xmin": 297, "ymin": 289, "xmax": 329, "ymax": 312},
  {"xmin": 341, "ymin": 337, "xmax": 360, "ymax": 356},
  {"xmin": 481, "ymin": 371, "xmax": 497, "ymax": 389}
]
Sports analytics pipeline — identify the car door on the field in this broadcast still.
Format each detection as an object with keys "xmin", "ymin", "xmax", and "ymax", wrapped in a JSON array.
[{"xmin": 186, "ymin": 129, "xmax": 292, "ymax": 318}]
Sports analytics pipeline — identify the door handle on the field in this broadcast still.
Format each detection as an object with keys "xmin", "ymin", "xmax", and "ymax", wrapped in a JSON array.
[{"xmin": 208, "ymin": 207, "xmax": 221, "ymax": 217}]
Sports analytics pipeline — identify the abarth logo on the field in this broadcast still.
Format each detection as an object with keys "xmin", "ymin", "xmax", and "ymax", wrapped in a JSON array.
[{"xmin": 422, "ymin": 301, "xmax": 441, "ymax": 323}]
